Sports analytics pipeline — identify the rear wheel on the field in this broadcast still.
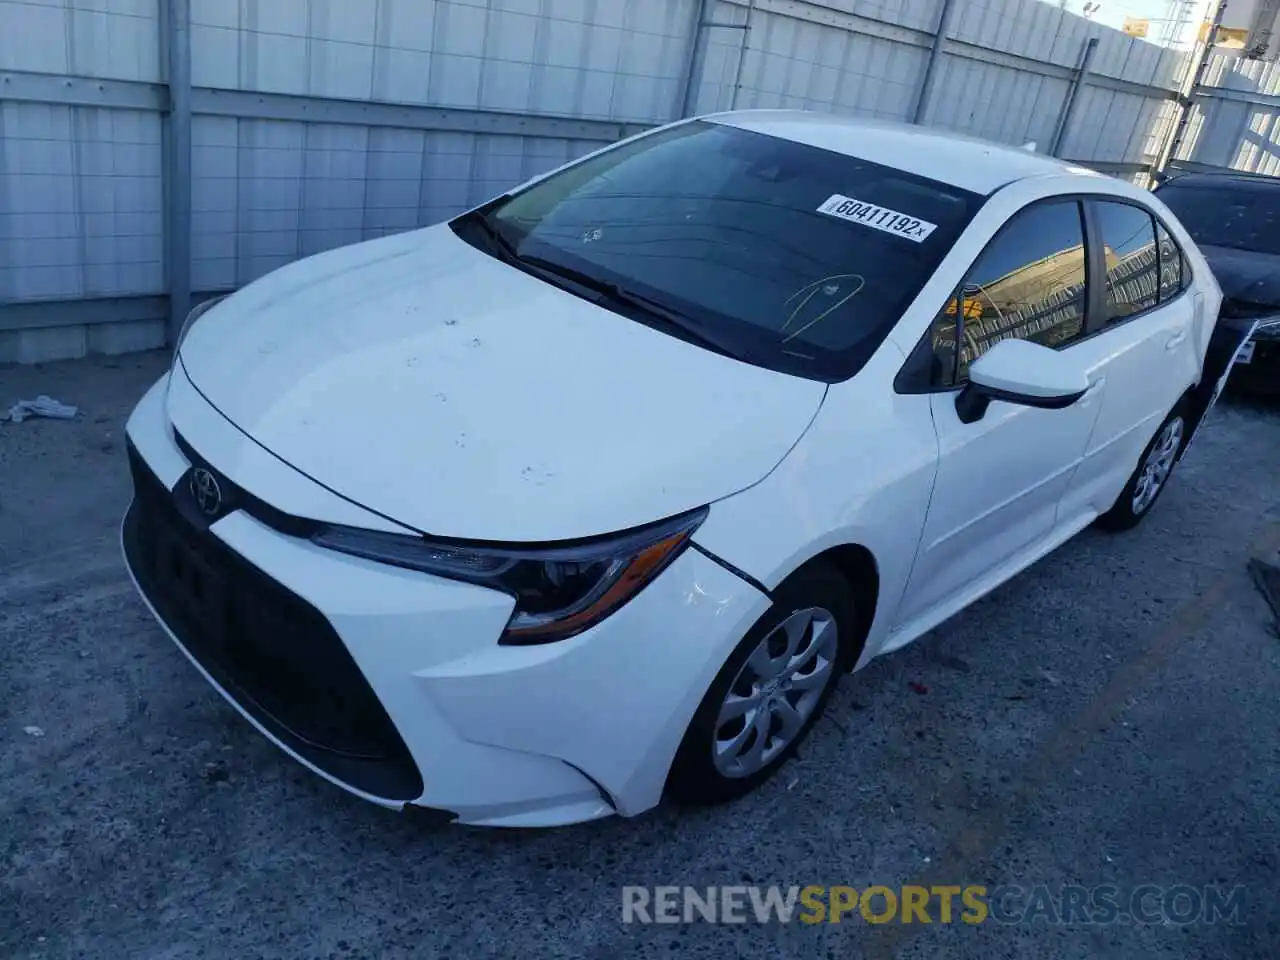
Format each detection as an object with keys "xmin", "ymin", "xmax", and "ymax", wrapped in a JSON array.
[
  {"xmin": 666, "ymin": 563, "xmax": 859, "ymax": 806},
  {"xmin": 1096, "ymin": 401, "xmax": 1187, "ymax": 532}
]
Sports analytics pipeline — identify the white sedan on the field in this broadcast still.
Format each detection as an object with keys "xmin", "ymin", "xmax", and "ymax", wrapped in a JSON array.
[{"xmin": 123, "ymin": 110, "xmax": 1231, "ymax": 827}]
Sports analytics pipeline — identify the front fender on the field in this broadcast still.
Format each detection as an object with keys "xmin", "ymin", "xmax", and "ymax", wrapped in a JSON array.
[{"xmin": 691, "ymin": 342, "xmax": 939, "ymax": 665}]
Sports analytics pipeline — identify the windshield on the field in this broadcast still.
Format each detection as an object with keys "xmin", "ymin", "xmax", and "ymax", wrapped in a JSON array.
[
  {"xmin": 456, "ymin": 120, "xmax": 982, "ymax": 381},
  {"xmin": 1156, "ymin": 181, "xmax": 1280, "ymax": 257}
]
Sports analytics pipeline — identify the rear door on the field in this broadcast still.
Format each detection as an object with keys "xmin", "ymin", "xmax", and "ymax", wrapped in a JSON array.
[{"xmin": 1057, "ymin": 200, "xmax": 1200, "ymax": 525}]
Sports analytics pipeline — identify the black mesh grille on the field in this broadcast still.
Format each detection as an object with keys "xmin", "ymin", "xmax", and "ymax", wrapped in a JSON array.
[{"xmin": 123, "ymin": 439, "xmax": 425, "ymax": 802}]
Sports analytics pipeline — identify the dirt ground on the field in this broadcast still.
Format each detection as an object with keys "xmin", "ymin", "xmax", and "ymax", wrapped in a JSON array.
[{"xmin": 2, "ymin": 351, "xmax": 1279, "ymax": 959}]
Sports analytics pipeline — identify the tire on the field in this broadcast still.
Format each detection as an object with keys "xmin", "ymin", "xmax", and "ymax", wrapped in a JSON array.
[
  {"xmin": 666, "ymin": 562, "xmax": 861, "ymax": 806},
  {"xmin": 1096, "ymin": 399, "xmax": 1189, "ymax": 532}
]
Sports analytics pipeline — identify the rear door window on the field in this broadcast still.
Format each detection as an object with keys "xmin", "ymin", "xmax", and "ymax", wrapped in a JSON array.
[{"xmin": 1093, "ymin": 201, "xmax": 1158, "ymax": 324}]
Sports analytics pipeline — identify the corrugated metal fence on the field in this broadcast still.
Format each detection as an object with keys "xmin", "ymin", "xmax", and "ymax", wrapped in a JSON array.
[
  {"xmin": 1169, "ymin": 51, "xmax": 1280, "ymax": 176},
  {"xmin": 0, "ymin": 0, "xmax": 1199, "ymax": 363}
]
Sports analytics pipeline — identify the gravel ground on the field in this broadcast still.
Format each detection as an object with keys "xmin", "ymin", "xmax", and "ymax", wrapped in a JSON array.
[{"xmin": 2, "ymin": 351, "xmax": 1279, "ymax": 960}]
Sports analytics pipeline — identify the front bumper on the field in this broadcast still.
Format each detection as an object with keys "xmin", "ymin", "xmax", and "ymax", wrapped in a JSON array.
[{"xmin": 122, "ymin": 372, "xmax": 770, "ymax": 826}]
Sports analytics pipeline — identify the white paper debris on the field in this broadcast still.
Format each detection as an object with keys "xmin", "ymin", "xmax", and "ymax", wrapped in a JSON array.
[
  {"xmin": 5, "ymin": 395, "xmax": 79, "ymax": 423},
  {"xmin": 23, "ymin": 725, "xmax": 45, "ymax": 737}
]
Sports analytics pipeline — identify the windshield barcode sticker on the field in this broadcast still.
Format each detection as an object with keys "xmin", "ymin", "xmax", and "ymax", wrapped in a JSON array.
[{"xmin": 816, "ymin": 195, "xmax": 937, "ymax": 243}]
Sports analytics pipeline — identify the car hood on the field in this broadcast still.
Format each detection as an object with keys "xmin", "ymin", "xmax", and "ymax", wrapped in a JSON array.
[
  {"xmin": 1199, "ymin": 243, "xmax": 1280, "ymax": 310},
  {"xmin": 177, "ymin": 224, "xmax": 826, "ymax": 541}
]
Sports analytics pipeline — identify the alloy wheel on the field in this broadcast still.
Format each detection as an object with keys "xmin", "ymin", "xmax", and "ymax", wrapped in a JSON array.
[
  {"xmin": 1132, "ymin": 416, "xmax": 1185, "ymax": 515},
  {"xmin": 712, "ymin": 606, "xmax": 839, "ymax": 778}
]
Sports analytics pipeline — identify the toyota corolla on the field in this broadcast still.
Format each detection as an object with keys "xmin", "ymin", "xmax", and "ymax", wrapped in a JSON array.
[{"xmin": 122, "ymin": 111, "xmax": 1240, "ymax": 827}]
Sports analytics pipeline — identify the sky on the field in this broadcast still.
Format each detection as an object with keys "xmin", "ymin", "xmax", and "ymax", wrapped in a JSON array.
[{"xmin": 1055, "ymin": 0, "xmax": 1216, "ymax": 47}]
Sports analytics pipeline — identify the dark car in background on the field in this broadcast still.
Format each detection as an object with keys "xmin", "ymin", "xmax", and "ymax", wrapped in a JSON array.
[{"xmin": 1154, "ymin": 171, "xmax": 1280, "ymax": 395}]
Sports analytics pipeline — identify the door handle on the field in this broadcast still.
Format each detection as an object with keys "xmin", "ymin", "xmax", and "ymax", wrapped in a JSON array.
[{"xmin": 1165, "ymin": 331, "xmax": 1188, "ymax": 351}]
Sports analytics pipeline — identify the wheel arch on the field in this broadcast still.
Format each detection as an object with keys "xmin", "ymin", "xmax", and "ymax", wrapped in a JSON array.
[{"xmin": 776, "ymin": 542, "xmax": 880, "ymax": 671}]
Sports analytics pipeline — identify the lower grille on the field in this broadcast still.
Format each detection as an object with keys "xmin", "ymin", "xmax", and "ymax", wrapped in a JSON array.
[{"xmin": 123, "ymin": 440, "xmax": 424, "ymax": 802}]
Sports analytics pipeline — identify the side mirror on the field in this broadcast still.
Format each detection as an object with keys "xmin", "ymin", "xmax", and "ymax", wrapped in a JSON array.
[{"xmin": 956, "ymin": 338, "xmax": 1090, "ymax": 424}]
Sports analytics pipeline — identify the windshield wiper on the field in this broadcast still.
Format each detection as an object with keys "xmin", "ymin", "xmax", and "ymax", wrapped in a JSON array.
[
  {"xmin": 461, "ymin": 216, "xmax": 748, "ymax": 362},
  {"xmin": 516, "ymin": 254, "xmax": 746, "ymax": 361},
  {"xmin": 464, "ymin": 210, "xmax": 523, "ymax": 266}
]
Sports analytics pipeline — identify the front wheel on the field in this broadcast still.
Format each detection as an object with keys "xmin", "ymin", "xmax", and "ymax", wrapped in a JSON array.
[
  {"xmin": 1096, "ymin": 402, "xmax": 1187, "ymax": 532},
  {"xmin": 665, "ymin": 563, "xmax": 859, "ymax": 806}
]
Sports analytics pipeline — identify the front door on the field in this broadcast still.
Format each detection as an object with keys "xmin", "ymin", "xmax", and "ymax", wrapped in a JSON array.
[{"xmin": 894, "ymin": 199, "xmax": 1105, "ymax": 627}]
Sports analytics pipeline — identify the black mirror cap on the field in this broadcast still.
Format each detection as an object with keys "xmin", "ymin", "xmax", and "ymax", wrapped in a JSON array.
[{"xmin": 955, "ymin": 380, "xmax": 1086, "ymax": 424}]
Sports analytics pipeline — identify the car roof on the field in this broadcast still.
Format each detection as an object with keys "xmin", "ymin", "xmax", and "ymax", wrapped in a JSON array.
[
  {"xmin": 1157, "ymin": 171, "xmax": 1280, "ymax": 193},
  {"xmin": 704, "ymin": 110, "xmax": 1098, "ymax": 195}
]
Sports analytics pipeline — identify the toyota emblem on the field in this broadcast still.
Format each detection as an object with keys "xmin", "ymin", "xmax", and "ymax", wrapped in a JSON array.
[{"xmin": 189, "ymin": 467, "xmax": 223, "ymax": 518}]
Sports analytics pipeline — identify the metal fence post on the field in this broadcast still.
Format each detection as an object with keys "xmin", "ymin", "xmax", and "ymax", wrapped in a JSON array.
[
  {"xmin": 676, "ymin": 0, "xmax": 714, "ymax": 118},
  {"xmin": 677, "ymin": 0, "xmax": 755, "ymax": 118},
  {"xmin": 164, "ymin": 0, "xmax": 192, "ymax": 345},
  {"xmin": 1159, "ymin": 0, "xmax": 1229, "ymax": 175},
  {"xmin": 728, "ymin": 0, "xmax": 757, "ymax": 110},
  {"xmin": 1050, "ymin": 37, "xmax": 1099, "ymax": 158},
  {"xmin": 912, "ymin": 0, "xmax": 959, "ymax": 124}
]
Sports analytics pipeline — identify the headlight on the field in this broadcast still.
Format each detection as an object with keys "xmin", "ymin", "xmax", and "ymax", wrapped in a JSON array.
[
  {"xmin": 310, "ymin": 507, "xmax": 709, "ymax": 644},
  {"xmin": 174, "ymin": 295, "xmax": 228, "ymax": 359}
]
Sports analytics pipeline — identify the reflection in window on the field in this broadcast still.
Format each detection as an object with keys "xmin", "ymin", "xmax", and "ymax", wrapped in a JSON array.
[
  {"xmin": 933, "ymin": 202, "xmax": 1087, "ymax": 383},
  {"xmin": 1096, "ymin": 202, "xmax": 1158, "ymax": 322},
  {"xmin": 1156, "ymin": 220, "xmax": 1183, "ymax": 302},
  {"xmin": 487, "ymin": 120, "xmax": 980, "ymax": 380}
]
